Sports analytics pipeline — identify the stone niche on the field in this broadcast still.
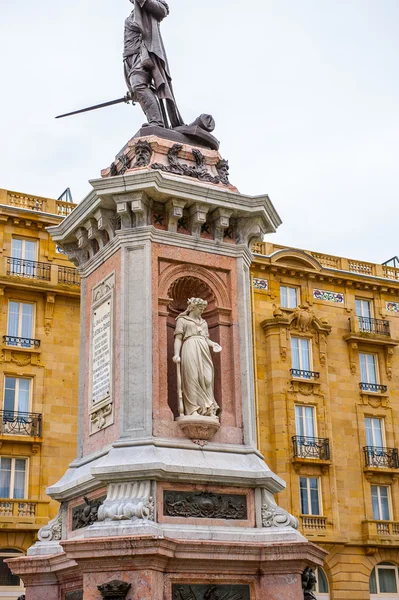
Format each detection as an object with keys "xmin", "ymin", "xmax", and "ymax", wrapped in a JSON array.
[{"xmin": 156, "ymin": 250, "xmax": 239, "ymax": 444}]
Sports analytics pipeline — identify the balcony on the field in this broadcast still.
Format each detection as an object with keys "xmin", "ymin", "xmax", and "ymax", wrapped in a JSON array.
[
  {"xmin": 301, "ymin": 516, "xmax": 327, "ymax": 531},
  {"xmin": 360, "ymin": 382, "xmax": 388, "ymax": 393},
  {"xmin": 58, "ymin": 266, "xmax": 80, "ymax": 286},
  {"xmin": 358, "ymin": 317, "xmax": 390, "ymax": 336},
  {"xmin": 0, "ymin": 411, "xmax": 42, "ymax": 438},
  {"xmin": 292, "ymin": 436, "xmax": 330, "ymax": 460},
  {"xmin": 364, "ymin": 446, "xmax": 399, "ymax": 469},
  {"xmin": 290, "ymin": 369, "xmax": 320, "ymax": 380},
  {"xmin": 0, "ymin": 499, "xmax": 49, "ymax": 529},
  {"xmin": 6, "ymin": 257, "xmax": 51, "ymax": 281},
  {"xmin": 3, "ymin": 336, "xmax": 40, "ymax": 349},
  {"xmin": 363, "ymin": 520, "xmax": 399, "ymax": 544}
]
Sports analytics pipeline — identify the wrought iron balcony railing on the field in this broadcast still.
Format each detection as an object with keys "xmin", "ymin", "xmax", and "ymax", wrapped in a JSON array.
[
  {"xmin": 3, "ymin": 336, "xmax": 40, "ymax": 349},
  {"xmin": 360, "ymin": 382, "xmax": 388, "ymax": 393},
  {"xmin": 58, "ymin": 266, "xmax": 80, "ymax": 286},
  {"xmin": 358, "ymin": 316, "xmax": 390, "ymax": 336},
  {"xmin": 0, "ymin": 411, "xmax": 42, "ymax": 437},
  {"xmin": 364, "ymin": 446, "xmax": 399, "ymax": 469},
  {"xmin": 7, "ymin": 257, "xmax": 51, "ymax": 281},
  {"xmin": 290, "ymin": 369, "xmax": 320, "ymax": 380},
  {"xmin": 292, "ymin": 436, "xmax": 330, "ymax": 460}
]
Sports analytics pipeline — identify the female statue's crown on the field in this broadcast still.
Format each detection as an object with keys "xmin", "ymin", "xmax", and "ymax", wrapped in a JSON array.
[{"xmin": 187, "ymin": 298, "xmax": 208, "ymax": 309}]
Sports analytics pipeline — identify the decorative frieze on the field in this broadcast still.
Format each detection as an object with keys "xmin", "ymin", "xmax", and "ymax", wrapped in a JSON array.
[
  {"xmin": 252, "ymin": 277, "xmax": 268, "ymax": 291},
  {"xmin": 173, "ymin": 585, "xmax": 250, "ymax": 600},
  {"xmin": 313, "ymin": 289, "xmax": 344, "ymax": 304},
  {"xmin": 163, "ymin": 491, "xmax": 247, "ymax": 520},
  {"xmin": 387, "ymin": 301, "xmax": 399, "ymax": 313}
]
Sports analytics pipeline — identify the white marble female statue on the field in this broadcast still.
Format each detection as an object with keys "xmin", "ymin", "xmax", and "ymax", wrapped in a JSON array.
[{"xmin": 173, "ymin": 298, "xmax": 222, "ymax": 418}]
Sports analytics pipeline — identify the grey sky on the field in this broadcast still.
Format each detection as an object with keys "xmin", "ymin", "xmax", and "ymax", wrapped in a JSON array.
[{"xmin": 0, "ymin": 0, "xmax": 398, "ymax": 263}]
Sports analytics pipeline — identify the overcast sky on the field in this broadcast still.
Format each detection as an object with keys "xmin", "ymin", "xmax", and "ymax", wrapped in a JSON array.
[{"xmin": 0, "ymin": 0, "xmax": 398, "ymax": 263}]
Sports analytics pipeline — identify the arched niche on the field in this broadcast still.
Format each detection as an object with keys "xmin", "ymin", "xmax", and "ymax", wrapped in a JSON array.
[{"xmin": 166, "ymin": 276, "xmax": 223, "ymax": 418}]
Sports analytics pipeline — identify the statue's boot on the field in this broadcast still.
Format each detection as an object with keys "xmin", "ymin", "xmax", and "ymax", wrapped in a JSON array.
[{"xmin": 134, "ymin": 85, "xmax": 165, "ymax": 128}]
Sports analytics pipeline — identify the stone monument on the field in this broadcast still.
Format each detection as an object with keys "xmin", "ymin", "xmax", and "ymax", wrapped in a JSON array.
[{"xmin": 9, "ymin": 2, "xmax": 327, "ymax": 598}]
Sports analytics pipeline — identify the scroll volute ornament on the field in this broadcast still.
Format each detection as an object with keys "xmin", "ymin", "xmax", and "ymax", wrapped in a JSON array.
[{"xmin": 97, "ymin": 581, "xmax": 131, "ymax": 600}]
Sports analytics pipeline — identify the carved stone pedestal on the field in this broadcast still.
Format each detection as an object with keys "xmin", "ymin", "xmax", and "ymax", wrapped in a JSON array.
[
  {"xmin": 176, "ymin": 415, "xmax": 220, "ymax": 444},
  {"xmin": 9, "ymin": 136, "xmax": 326, "ymax": 600}
]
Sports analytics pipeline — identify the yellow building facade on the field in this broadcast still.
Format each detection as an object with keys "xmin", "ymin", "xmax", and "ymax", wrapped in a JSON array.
[
  {"xmin": 251, "ymin": 242, "xmax": 399, "ymax": 600},
  {"xmin": 0, "ymin": 189, "xmax": 80, "ymax": 599}
]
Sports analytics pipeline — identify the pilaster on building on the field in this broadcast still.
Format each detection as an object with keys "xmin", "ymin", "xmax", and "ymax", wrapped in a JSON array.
[
  {"xmin": 0, "ymin": 188, "xmax": 80, "ymax": 599},
  {"xmin": 251, "ymin": 241, "xmax": 399, "ymax": 600}
]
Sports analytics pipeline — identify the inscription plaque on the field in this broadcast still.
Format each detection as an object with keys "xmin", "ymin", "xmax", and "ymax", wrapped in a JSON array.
[
  {"xmin": 92, "ymin": 299, "xmax": 111, "ymax": 404},
  {"xmin": 173, "ymin": 585, "xmax": 250, "ymax": 600},
  {"xmin": 164, "ymin": 491, "xmax": 247, "ymax": 520}
]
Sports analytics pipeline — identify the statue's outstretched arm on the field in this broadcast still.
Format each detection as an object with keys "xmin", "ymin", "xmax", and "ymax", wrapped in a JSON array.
[{"xmin": 138, "ymin": 0, "xmax": 169, "ymax": 21}]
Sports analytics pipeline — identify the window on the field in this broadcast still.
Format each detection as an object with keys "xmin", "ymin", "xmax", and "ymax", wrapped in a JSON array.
[
  {"xmin": 360, "ymin": 353, "xmax": 378, "ymax": 385},
  {"xmin": 356, "ymin": 298, "xmax": 372, "ymax": 319},
  {"xmin": 11, "ymin": 238, "xmax": 37, "ymax": 262},
  {"xmin": 365, "ymin": 417, "xmax": 385, "ymax": 448},
  {"xmin": 10, "ymin": 238, "xmax": 37, "ymax": 277},
  {"xmin": 315, "ymin": 567, "xmax": 329, "ymax": 598},
  {"xmin": 4, "ymin": 378, "xmax": 30, "ymax": 415},
  {"xmin": 0, "ymin": 458, "xmax": 27, "ymax": 499},
  {"xmin": 291, "ymin": 337, "xmax": 312, "ymax": 377},
  {"xmin": 371, "ymin": 486, "xmax": 391, "ymax": 521},
  {"xmin": 0, "ymin": 549, "xmax": 24, "ymax": 588},
  {"xmin": 281, "ymin": 286, "xmax": 300, "ymax": 309},
  {"xmin": 300, "ymin": 477, "xmax": 321, "ymax": 515},
  {"xmin": 370, "ymin": 563, "xmax": 399, "ymax": 596},
  {"xmin": 295, "ymin": 405, "xmax": 316, "ymax": 438},
  {"xmin": 7, "ymin": 301, "xmax": 34, "ymax": 347}
]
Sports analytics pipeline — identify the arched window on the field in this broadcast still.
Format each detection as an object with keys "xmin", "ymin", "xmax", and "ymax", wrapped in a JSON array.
[
  {"xmin": 0, "ymin": 548, "xmax": 24, "ymax": 589},
  {"xmin": 370, "ymin": 562, "xmax": 399, "ymax": 597},
  {"xmin": 315, "ymin": 567, "xmax": 330, "ymax": 599}
]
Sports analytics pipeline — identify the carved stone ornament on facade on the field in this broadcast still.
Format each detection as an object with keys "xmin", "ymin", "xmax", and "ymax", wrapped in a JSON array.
[
  {"xmin": 37, "ymin": 503, "xmax": 66, "ymax": 542},
  {"xmin": 261, "ymin": 489, "xmax": 299, "ymax": 529},
  {"xmin": 72, "ymin": 496, "xmax": 105, "ymax": 531},
  {"xmin": 98, "ymin": 581, "xmax": 131, "ymax": 600},
  {"xmin": 152, "ymin": 144, "xmax": 229, "ymax": 186},
  {"xmin": 98, "ymin": 481, "xmax": 154, "ymax": 522},
  {"xmin": 163, "ymin": 491, "xmax": 247, "ymax": 520}
]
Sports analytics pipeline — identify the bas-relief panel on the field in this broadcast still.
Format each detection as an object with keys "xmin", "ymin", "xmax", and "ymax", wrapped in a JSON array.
[
  {"xmin": 89, "ymin": 272, "xmax": 115, "ymax": 435},
  {"xmin": 173, "ymin": 585, "xmax": 250, "ymax": 600}
]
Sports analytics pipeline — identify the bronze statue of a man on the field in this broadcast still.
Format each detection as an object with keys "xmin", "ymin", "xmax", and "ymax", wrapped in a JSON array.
[{"xmin": 124, "ymin": 0, "xmax": 184, "ymax": 129}]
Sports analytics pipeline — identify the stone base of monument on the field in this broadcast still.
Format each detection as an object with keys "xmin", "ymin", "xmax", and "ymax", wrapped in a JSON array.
[{"xmin": 8, "ymin": 135, "xmax": 326, "ymax": 600}]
